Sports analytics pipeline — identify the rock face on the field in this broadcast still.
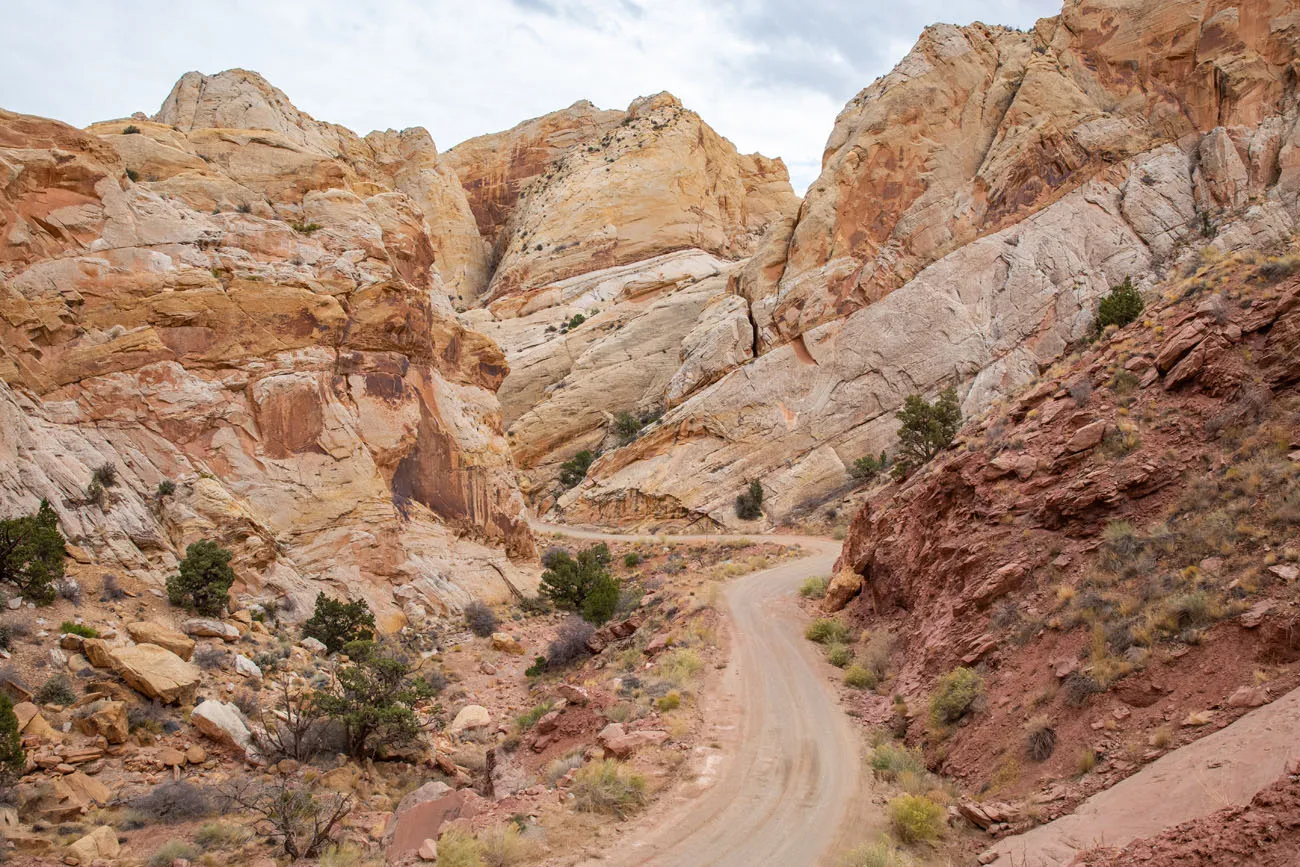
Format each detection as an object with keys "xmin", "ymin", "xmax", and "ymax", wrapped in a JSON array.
[
  {"xmin": 0, "ymin": 70, "xmax": 534, "ymax": 625},
  {"xmin": 560, "ymin": 0, "xmax": 1300, "ymax": 528}
]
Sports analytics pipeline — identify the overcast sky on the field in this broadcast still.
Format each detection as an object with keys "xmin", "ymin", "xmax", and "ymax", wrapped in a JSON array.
[{"xmin": 2, "ymin": 0, "xmax": 1060, "ymax": 192}]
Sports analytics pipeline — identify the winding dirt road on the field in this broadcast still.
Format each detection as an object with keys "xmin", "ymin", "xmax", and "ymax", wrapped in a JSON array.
[{"xmin": 537, "ymin": 525, "xmax": 873, "ymax": 867}]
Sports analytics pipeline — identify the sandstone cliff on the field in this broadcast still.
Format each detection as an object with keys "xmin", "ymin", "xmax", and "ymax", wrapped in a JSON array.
[
  {"xmin": 561, "ymin": 0, "xmax": 1300, "ymax": 529},
  {"xmin": 0, "ymin": 76, "xmax": 532, "ymax": 628}
]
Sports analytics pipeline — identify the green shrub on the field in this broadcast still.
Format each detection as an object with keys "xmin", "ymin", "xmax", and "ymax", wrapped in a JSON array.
[
  {"xmin": 91, "ymin": 464, "xmax": 118, "ymax": 488},
  {"xmin": 656, "ymin": 691, "xmax": 681, "ymax": 712},
  {"xmin": 60, "ymin": 621, "xmax": 98, "ymax": 639},
  {"xmin": 870, "ymin": 742, "xmax": 925, "ymax": 781},
  {"xmin": 156, "ymin": 479, "xmax": 176, "ymax": 498},
  {"xmin": 0, "ymin": 693, "xmax": 24, "ymax": 783},
  {"xmin": 314, "ymin": 640, "xmax": 436, "ymax": 760},
  {"xmin": 195, "ymin": 821, "xmax": 251, "ymax": 850},
  {"xmin": 805, "ymin": 618, "xmax": 850, "ymax": 644},
  {"xmin": 539, "ymin": 544, "xmax": 620, "ymax": 624},
  {"xmin": 888, "ymin": 794, "xmax": 944, "ymax": 844},
  {"xmin": 36, "ymin": 674, "xmax": 76, "ymax": 706},
  {"xmin": 623, "ymin": 552, "xmax": 642, "ymax": 568},
  {"xmin": 515, "ymin": 701, "xmax": 555, "ymax": 732},
  {"xmin": 302, "ymin": 593, "xmax": 375, "ymax": 654},
  {"xmin": 1094, "ymin": 277, "xmax": 1144, "ymax": 335},
  {"xmin": 290, "ymin": 221, "xmax": 323, "ymax": 234},
  {"xmin": 478, "ymin": 822, "xmax": 538, "ymax": 866},
  {"xmin": 851, "ymin": 452, "xmax": 889, "ymax": 481},
  {"xmin": 0, "ymin": 500, "xmax": 66, "ymax": 605},
  {"xmin": 799, "ymin": 576, "xmax": 829, "ymax": 599},
  {"xmin": 122, "ymin": 124, "xmax": 141, "ymax": 135},
  {"xmin": 166, "ymin": 540, "xmax": 235, "ymax": 616},
  {"xmin": 612, "ymin": 411, "xmax": 643, "ymax": 445},
  {"xmin": 658, "ymin": 648, "xmax": 703, "ymax": 685},
  {"xmin": 843, "ymin": 838, "xmax": 915, "ymax": 867},
  {"xmin": 735, "ymin": 479, "xmax": 764, "ymax": 520},
  {"xmin": 895, "ymin": 386, "xmax": 962, "ymax": 473},
  {"xmin": 844, "ymin": 664, "xmax": 877, "ymax": 689},
  {"xmin": 558, "ymin": 450, "xmax": 597, "ymax": 489},
  {"xmin": 826, "ymin": 643, "xmax": 853, "ymax": 668},
  {"xmin": 929, "ymin": 666, "xmax": 983, "ymax": 726},
  {"xmin": 571, "ymin": 759, "xmax": 647, "ymax": 817},
  {"xmin": 565, "ymin": 313, "xmax": 586, "ymax": 330}
]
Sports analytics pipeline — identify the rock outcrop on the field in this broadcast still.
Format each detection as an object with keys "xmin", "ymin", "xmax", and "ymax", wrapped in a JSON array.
[
  {"xmin": 0, "ymin": 71, "xmax": 533, "ymax": 626},
  {"xmin": 560, "ymin": 0, "xmax": 1300, "ymax": 528}
]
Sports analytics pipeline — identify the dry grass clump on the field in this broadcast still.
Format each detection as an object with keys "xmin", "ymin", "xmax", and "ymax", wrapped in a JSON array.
[{"xmin": 1024, "ymin": 715, "xmax": 1057, "ymax": 762}]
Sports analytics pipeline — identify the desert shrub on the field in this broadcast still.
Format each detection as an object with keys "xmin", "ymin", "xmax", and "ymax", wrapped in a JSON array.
[
  {"xmin": 166, "ymin": 540, "xmax": 235, "ymax": 616},
  {"xmin": 194, "ymin": 821, "xmax": 251, "ymax": 850},
  {"xmin": 436, "ymin": 829, "xmax": 485, "ymax": 867},
  {"xmin": 193, "ymin": 645, "xmax": 229, "ymax": 670},
  {"xmin": 1076, "ymin": 746, "xmax": 1098, "ymax": 774},
  {"xmin": 623, "ymin": 552, "xmax": 642, "ymax": 568},
  {"xmin": 656, "ymin": 691, "xmax": 681, "ymax": 711},
  {"xmin": 539, "ymin": 544, "xmax": 619, "ymax": 624},
  {"xmin": 612, "ymin": 411, "xmax": 643, "ymax": 445},
  {"xmin": 479, "ymin": 822, "xmax": 538, "ymax": 867},
  {"xmin": 799, "ymin": 576, "xmax": 829, "ymax": 598},
  {"xmin": 894, "ymin": 386, "xmax": 962, "ymax": 472},
  {"xmin": 0, "ymin": 693, "xmax": 24, "ymax": 784},
  {"xmin": 1094, "ymin": 277, "xmax": 1144, "ymax": 334},
  {"xmin": 290, "ymin": 221, "xmax": 323, "ymax": 234},
  {"xmin": 156, "ymin": 479, "xmax": 176, "ymax": 498},
  {"xmin": 256, "ymin": 675, "xmax": 329, "ymax": 763},
  {"xmin": 122, "ymin": 124, "xmax": 141, "ymax": 134},
  {"xmin": 515, "ymin": 701, "xmax": 555, "ymax": 732},
  {"xmin": 464, "ymin": 600, "xmax": 499, "ymax": 637},
  {"xmin": 302, "ymin": 593, "xmax": 375, "ymax": 654},
  {"xmin": 545, "ymin": 617, "xmax": 595, "ymax": 669},
  {"xmin": 870, "ymin": 742, "xmax": 925, "ymax": 781},
  {"xmin": 558, "ymin": 450, "xmax": 597, "ymax": 489},
  {"xmin": 571, "ymin": 759, "xmax": 647, "ymax": 817},
  {"xmin": 0, "ymin": 500, "xmax": 66, "ymax": 605},
  {"xmin": 36, "ymin": 674, "xmax": 76, "ymax": 706},
  {"xmin": 1062, "ymin": 672, "xmax": 1102, "ymax": 708},
  {"xmin": 843, "ymin": 838, "xmax": 915, "ymax": 867},
  {"xmin": 91, "ymin": 464, "xmax": 118, "ymax": 489},
  {"xmin": 929, "ymin": 666, "xmax": 983, "ymax": 725},
  {"xmin": 566, "ymin": 313, "xmax": 586, "ymax": 330},
  {"xmin": 236, "ymin": 203, "xmax": 253, "ymax": 214},
  {"xmin": 1025, "ymin": 715, "xmax": 1057, "ymax": 761},
  {"xmin": 60, "ymin": 621, "xmax": 97, "ymax": 639},
  {"xmin": 735, "ymin": 479, "xmax": 764, "ymax": 520},
  {"xmin": 220, "ymin": 775, "xmax": 352, "ymax": 859},
  {"xmin": 101, "ymin": 574, "xmax": 125, "ymax": 601},
  {"xmin": 127, "ymin": 700, "xmax": 168, "ymax": 734},
  {"xmin": 315, "ymin": 640, "xmax": 435, "ymax": 760},
  {"xmin": 1069, "ymin": 380, "xmax": 1092, "ymax": 407},
  {"xmin": 658, "ymin": 648, "xmax": 703, "ymax": 685},
  {"xmin": 844, "ymin": 664, "xmax": 876, "ymax": 689},
  {"xmin": 888, "ymin": 794, "xmax": 944, "ymax": 844},
  {"xmin": 319, "ymin": 843, "xmax": 365, "ymax": 867},
  {"xmin": 148, "ymin": 841, "xmax": 200, "ymax": 867},
  {"xmin": 133, "ymin": 781, "xmax": 214, "ymax": 823},
  {"xmin": 805, "ymin": 618, "xmax": 850, "ymax": 644},
  {"xmin": 544, "ymin": 750, "xmax": 586, "ymax": 785},
  {"xmin": 851, "ymin": 452, "xmax": 889, "ymax": 481},
  {"xmin": 0, "ymin": 623, "xmax": 10, "ymax": 651},
  {"xmin": 860, "ymin": 628, "xmax": 895, "ymax": 682},
  {"xmin": 826, "ymin": 643, "xmax": 853, "ymax": 668},
  {"xmin": 54, "ymin": 577, "xmax": 82, "ymax": 604}
]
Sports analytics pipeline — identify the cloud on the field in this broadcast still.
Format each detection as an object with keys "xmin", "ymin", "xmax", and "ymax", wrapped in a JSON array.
[{"xmin": 0, "ymin": 0, "xmax": 1061, "ymax": 192}]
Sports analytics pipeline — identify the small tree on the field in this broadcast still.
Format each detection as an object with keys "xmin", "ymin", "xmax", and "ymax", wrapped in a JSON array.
[
  {"xmin": 1094, "ymin": 277, "xmax": 1144, "ymax": 335},
  {"xmin": 314, "ymin": 641, "xmax": 437, "ymax": 760},
  {"xmin": 302, "ymin": 593, "xmax": 375, "ymax": 654},
  {"xmin": 539, "ymin": 544, "xmax": 620, "ymax": 623},
  {"xmin": 220, "ymin": 775, "xmax": 351, "ymax": 859},
  {"xmin": 166, "ymin": 540, "xmax": 236, "ymax": 617},
  {"xmin": 256, "ymin": 675, "xmax": 328, "ymax": 763},
  {"xmin": 735, "ymin": 480, "xmax": 763, "ymax": 520},
  {"xmin": 0, "ymin": 500, "xmax": 66, "ymax": 605},
  {"xmin": 0, "ymin": 692, "xmax": 24, "ymax": 784},
  {"xmin": 558, "ymin": 450, "xmax": 597, "ymax": 489},
  {"xmin": 612, "ymin": 411, "xmax": 643, "ymax": 445},
  {"xmin": 895, "ymin": 385, "xmax": 962, "ymax": 472},
  {"xmin": 850, "ymin": 451, "xmax": 889, "ymax": 481}
]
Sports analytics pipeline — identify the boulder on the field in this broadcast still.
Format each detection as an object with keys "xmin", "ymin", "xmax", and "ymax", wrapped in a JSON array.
[
  {"xmin": 234, "ymin": 654, "xmax": 263, "ymax": 680},
  {"xmin": 448, "ymin": 704, "xmax": 491, "ymax": 734},
  {"xmin": 555, "ymin": 684, "xmax": 590, "ymax": 705},
  {"xmin": 1228, "ymin": 685, "xmax": 1268, "ymax": 708},
  {"xmin": 183, "ymin": 619, "xmax": 241, "ymax": 642},
  {"xmin": 1066, "ymin": 421, "xmax": 1108, "ymax": 453},
  {"xmin": 126, "ymin": 622, "xmax": 196, "ymax": 660},
  {"xmin": 299, "ymin": 636, "xmax": 327, "ymax": 654},
  {"xmin": 491, "ymin": 632, "xmax": 525, "ymax": 655},
  {"xmin": 73, "ymin": 700, "xmax": 129, "ymax": 744},
  {"xmin": 104, "ymin": 643, "xmax": 200, "ymax": 704},
  {"xmin": 418, "ymin": 838, "xmax": 438, "ymax": 861},
  {"xmin": 822, "ymin": 568, "xmax": 863, "ymax": 612},
  {"xmin": 64, "ymin": 825, "xmax": 120, "ymax": 864},
  {"xmin": 190, "ymin": 700, "xmax": 258, "ymax": 760}
]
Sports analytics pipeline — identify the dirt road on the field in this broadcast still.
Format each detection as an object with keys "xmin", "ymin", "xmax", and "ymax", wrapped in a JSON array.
[{"xmin": 538, "ymin": 524, "xmax": 871, "ymax": 867}]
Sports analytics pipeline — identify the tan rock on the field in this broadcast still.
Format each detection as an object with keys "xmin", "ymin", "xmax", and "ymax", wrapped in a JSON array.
[
  {"xmin": 73, "ymin": 700, "xmax": 129, "ymax": 744},
  {"xmin": 1066, "ymin": 422, "xmax": 1108, "ymax": 453},
  {"xmin": 127, "ymin": 622, "xmax": 196, "ymax": 660},
  {"xmin": 185, "ymin": 745, "xmax": 207, "ymax": 764},
  {"xmin": 490, "ymin": 633, "xmax": 524, "ymax": 655},
  {"xmin": 190, "ymin": 700, "xmax": 258, "ymax": 760},
  {"xmin": 103, "ymin": 644, "xmax": 200, "ymax": 705},
  {"xmin": 822, "ymin": 569, "xmax": 863, "ymax": 612},
  {"xmin": 65, "ymin": 825, "xmax": 120, "ymax": 864},
  {"xmin": 158, "ymin": 747, "xmax": 187, "ymax": 767},
  {"xmin": 448, "ymin": 704, "xmax": 491, "ymax": 735}
]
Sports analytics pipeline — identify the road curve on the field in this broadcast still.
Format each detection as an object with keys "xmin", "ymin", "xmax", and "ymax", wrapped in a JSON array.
[{"xmin": 536, "ymin": 523, "xmax": 866, "ymax": 867}]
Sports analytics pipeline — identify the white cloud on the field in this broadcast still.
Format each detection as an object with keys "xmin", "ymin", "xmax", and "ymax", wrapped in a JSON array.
[{"xmin": 1, "ymin": 0, "xmax": 1061, "ymax": 192}]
